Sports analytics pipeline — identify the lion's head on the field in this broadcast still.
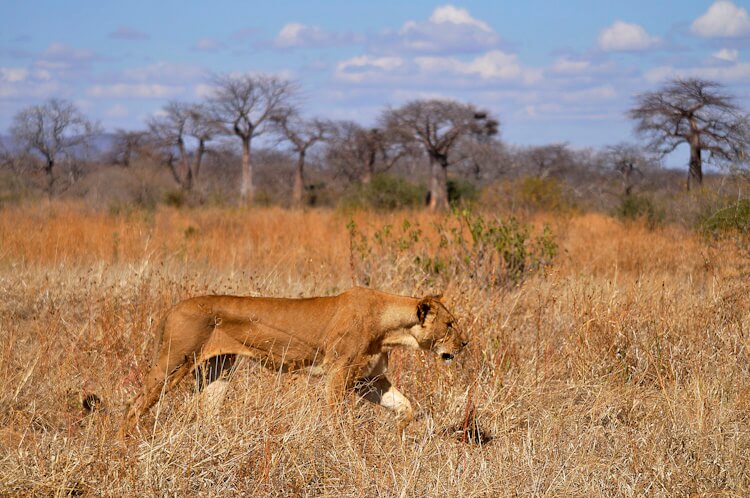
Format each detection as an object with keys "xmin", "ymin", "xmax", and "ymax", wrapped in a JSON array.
[{"xmin": 415, "ymin": 295, "xmax": 468, "ymax": 363}]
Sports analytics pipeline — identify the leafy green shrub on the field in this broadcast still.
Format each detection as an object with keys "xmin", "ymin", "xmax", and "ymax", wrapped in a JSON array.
[
  {"xmin": 346, "ymin": 209, "xmax": 557, "ymax": 289},
  {"xmin": 516, "ymin": 176, "xmax": 575, "ymax": 213},
  {"xmin": 339, "ymin": 174, "xmax": 425, "ymax": 211},
  {"xmin": 700, "ymin": 199, "xmax": 750, "ymax": 237},
  {"xmin": 304, "ymin": 182, "xmax": 337, "ymax": 207},
  {"xmin": 447, "ymin": 178, "xmax": 478, "ymax": 207},
  {"xmin": 616, "ymin": 194, "xmax": 663, "ymax": 228},
  {"xmin": 456, "ymin": 210, "xmax": 557, "ymax": 286},
  {"xmin": 700, "ymin": 198, "xmax": 750, "ymax": 275},
  {"xmin": 163, "ymin": 189, "xmax": 187, "ymax": 208},
  {"xmin": 479, "ymin": 177, "xmax": 574, "ymax": 214},
  {"xmin": 253, "ymin": 189, "xmax": 275, "ymax": 207}
]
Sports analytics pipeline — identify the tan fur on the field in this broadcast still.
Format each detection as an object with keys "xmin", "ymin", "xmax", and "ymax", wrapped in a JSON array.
[{"xmin": 120, "ymin": 287, "xmax": 467, "ymax": 438}]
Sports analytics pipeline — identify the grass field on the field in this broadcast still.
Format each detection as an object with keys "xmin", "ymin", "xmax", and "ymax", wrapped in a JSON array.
[{"xmin": 1, "ymin": 202, "xmax": 749, "ymax": 496}]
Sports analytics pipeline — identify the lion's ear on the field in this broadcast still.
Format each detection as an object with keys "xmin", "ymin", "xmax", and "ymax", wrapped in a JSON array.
[{"xmin": 417, "ymin": 298, "xmax": 432, "ymax": 325}]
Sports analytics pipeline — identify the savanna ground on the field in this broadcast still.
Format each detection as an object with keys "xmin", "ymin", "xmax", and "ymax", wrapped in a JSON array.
[{"xmin": 0, "ymin": 202, "xmax": 749, "ymax": 496}]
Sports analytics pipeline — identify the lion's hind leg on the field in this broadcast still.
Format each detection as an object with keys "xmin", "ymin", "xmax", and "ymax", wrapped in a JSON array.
[
  {"xmin": 119, "ymin": 352, "xmax": 194, "ymax": 439},
  {"xmin": 195, "ymin": 354, "xmax": 236, "ymax": 420}
]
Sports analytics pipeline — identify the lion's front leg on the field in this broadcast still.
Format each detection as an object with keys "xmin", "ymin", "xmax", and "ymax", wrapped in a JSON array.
[
  {"xmin": 324, "ymin": 357, "xmax": 358, "ymax": 410},
  {"xmin": 356, "ymin": 353, "xmax": 414, "ymax": 433}
]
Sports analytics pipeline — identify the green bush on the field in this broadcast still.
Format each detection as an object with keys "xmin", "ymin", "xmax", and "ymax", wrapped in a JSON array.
[
  {"xmin": 163, "ymin": 189, "xmax": 187, "ymax": 208},
  {"xmin": 700, "ymin": 199, "xmax": 750, "ymax": 237},
  {"xmin": 616, "ymin": 194, "xmax": 663, "ymax": 228},
  {"xmin": 339, "ymin": 174, "xmax": 425, "ymax": 211},
  {"xmin": 516, "ymin": 176, "xmax": 575, "ymax": 213},
  {"xmin": 447, "ymin": 178, "xmax": 478, "ymax": 207},
  {"xmin": 346, "ymin": 209, "xmax": 557, "ymax": 289},
  {"xmin": 458, "ymin": 209, "xmax": 557, "ymax": 286}
]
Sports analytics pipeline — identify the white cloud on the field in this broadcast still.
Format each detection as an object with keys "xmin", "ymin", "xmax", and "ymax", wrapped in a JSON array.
[
  {"xmin": 644, "ymin": 66, "xmax": 675, "ymax": 83},
  {"xmin": 276, "ymin": 23, "xmax": 325, "ymax": 48},
  {"xmin": 646, "ymin": 62, "xmax": 750, "ymax": 82},
  {"xmin": 194, "ymin": 83, "xmax": 216, "ymax": 98},
  {"xmin": 0, "ymin": 66, "xmax": 59, "ymax": 99},
  {"xmin": 34, "ymin": 42, "xmax": 103, "ymax": 71},
  {"xmin": 691, "ymin": 1, "xmax": 750, "ymax": 38},
  {"xmin": 336, "ymin": 55, "xmax": 405, "ymax": 82},
  {"xmin": 34, "ymin": 69, "xmax": 52, "ymax": 80},
  {"xmin": 551, "ymin": 56, "xmax": 591, "ymax": 74},
  {"xmin": 383, "ymin": 5, "xmax": 500, "ymax": 54},
  {"xmin": 86, "ymin": 83, "xmax": 184, "ymax": 98},
  {"xmin": 0, "ymin": 80, "xmax": 60, "ymax": 99},
  {"xmin": 105, "ymin": 104, "xmax": 129, "ymax": 118},
  {"xmin": 415, "ymin": 50, "xmax": 542, "ymax": 84},
  {"xmin": 521, "ymin": 103, "xmax": 563, "ymax": 118},
  {"xmin": 598, "ymin": 21, "xmax": 659, "ymax": 51},
  {"xmin": 273, "ymin": 22, "xmax": 355, "ymax": 49},
  {"xmin": 427, "ymin": 5, "xmax": 491, "ymax": 32},
  {"xmin": 0, "ymin": 66, "xmax": 49, "ymax": 83},
  {"xmin": 73, "ymin": 99, "xmax": 93, "ymax": 112},
  {"xmin": 713, "ymin": 48, "xmax": 739, "ymax": 62},
  {"xmin": 39, "ymin": 42, "xmax": 100, "ymax": 64},
  {"xmin": 0, "ymin": 67, "xmax": 28, "ymax": 82},
  {"xmin": 560, "ymin": 85, "xmax": 616, "ymax": 102}
]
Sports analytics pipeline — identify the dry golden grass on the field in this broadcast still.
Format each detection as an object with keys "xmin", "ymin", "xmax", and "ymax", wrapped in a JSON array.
[{"xmin": 1, "ymin": 201, "xmax": 749, "ymax": 496}]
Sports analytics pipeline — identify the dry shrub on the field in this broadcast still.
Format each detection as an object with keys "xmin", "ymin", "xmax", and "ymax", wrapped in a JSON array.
[{"xmin": 0, "ymin": 202, "xmax": 749, "ymax": 496}]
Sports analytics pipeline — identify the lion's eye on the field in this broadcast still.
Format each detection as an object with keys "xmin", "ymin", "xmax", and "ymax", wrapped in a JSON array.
[{"xmin": 447, "ymin": 322, "xmax": 453, "ymax": 329}]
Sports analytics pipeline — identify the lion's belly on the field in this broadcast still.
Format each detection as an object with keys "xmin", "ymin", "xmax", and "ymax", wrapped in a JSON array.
[
  {"xmin": 251, "ymin": 336, "xmax": 324, "ymax": 365},
  {"xmin": 218, "ymin": 318, "xmax": 325, "ymax": 370}
]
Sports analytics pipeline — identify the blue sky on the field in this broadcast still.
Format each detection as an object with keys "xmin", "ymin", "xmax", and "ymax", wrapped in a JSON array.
[{"xmin": 2, "ymin": 1, "xmax": 750, "ymax": 167}]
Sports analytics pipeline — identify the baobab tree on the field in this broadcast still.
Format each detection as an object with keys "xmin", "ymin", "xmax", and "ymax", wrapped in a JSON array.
[
  {"xmin": 604, "ymin": 143, "xmax": 660, "ymax": 197},
  {"xmin": 272, "ymin": 111, "xmax": 329, "ymax": 207},
  {"xmin": 185, "ymin": 103, "xmax": 223, "ymax": 186},
  {"xmin": 110, "ymin": 129, "xmax": 149, "ymax": 167},
  {"xmin": 520, "ymin": 143, "xmax": 575, "ymax": 179},
  {"xmin": 148, "ymin": 102, "xmax": 222, "ymax": 191},
  {"xmin": 10, "ymin": 98, "xmax": 98, "ymax": 194},
  {"xmin": 325, "ymin": 121, "xmax": 411, "ymax": 185},
  {"xmin": 209, "ymin": 74, "xmax": 296, "ymax": 204},
  {"xmin": 382, "ymin": 99, "xmax": 498, "ymax": 210},
  {"xmin": 629, "ymin": 78, "xmax": 749, "ymax": 190}
]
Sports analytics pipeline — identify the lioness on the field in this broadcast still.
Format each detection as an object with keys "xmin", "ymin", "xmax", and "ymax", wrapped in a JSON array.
[{"xmin": 120, "ymin": 287, "xmax": 467, "ymax": 438}]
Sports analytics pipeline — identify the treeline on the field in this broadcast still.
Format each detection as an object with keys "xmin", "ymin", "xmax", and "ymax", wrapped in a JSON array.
[{"xmin": 1, "ymin": 75, "xmax": 748, "ymax": 221}]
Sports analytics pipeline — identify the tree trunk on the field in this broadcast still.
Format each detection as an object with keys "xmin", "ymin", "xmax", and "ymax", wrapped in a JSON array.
[
  {"xmin": 292, "ymin": 150, "xmax": 305, "ymax": 207},
  {"xmin": 45, "ymin": 158, "xmax": 55, "ymax": 196},
  {"xmin": 361, "ymin": 169, "xmax": 372, "ymax": 185},
  {"xmin": 240, "ymin": 137, "xmax": 254, "ymax": 205},
  {"xmin": 362, "ymin": 151, "xmax": 376, "ymax": 185},
  {"xmin": 176, "ymin": 138, "xmax": 192, "ymax": 191},
  {"xmin": 687, "ymin": 134, "xmax": 702, "ymax": 191},
  {"xmin": 428, "ymin": 155, "xmax": 449, "ymax": 211},
  {"xmin": 193, "ymin": 139, "xmax": 206, "ymax": 188}
]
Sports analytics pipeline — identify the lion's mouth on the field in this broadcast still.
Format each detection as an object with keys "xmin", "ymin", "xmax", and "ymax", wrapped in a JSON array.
[{"xmin": 441, "ymin": 352, "xmax": 455, "ymax": 363}]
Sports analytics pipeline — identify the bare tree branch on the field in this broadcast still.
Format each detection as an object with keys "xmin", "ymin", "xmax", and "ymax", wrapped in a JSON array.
[
  {"xmin": 271, "ymin": 111, "xmax": 329, "ymax": 207},
  {"xmin": 209, "ymin": 74, "xmax": 297, "ymax": 204},
  {"xmin": 10, "ymin": 98, "xmax": 99, "ymax": 195},
  {"xmin": 380, "ymin": 99, "xmax": 498, "ymax": 211},
  {"xmin": 629, "ymin": 78, "xmax": 749, "ymax": 190}
]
